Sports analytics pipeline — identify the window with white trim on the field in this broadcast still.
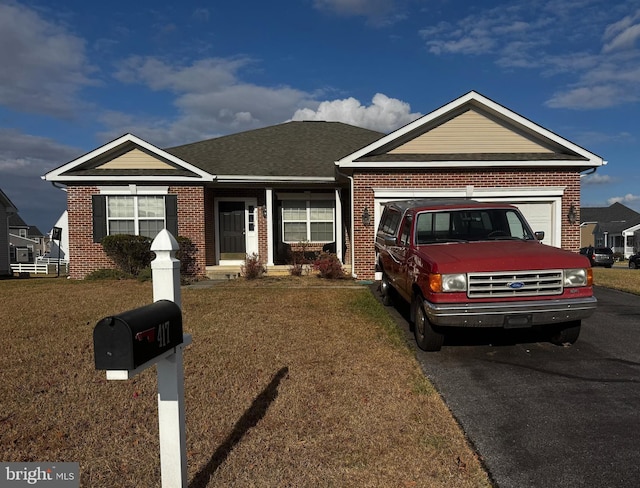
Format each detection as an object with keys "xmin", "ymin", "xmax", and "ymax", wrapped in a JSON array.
[
  {"xmin": 282, "ymin": 199, "xmax": 334, "ymax": 243},
  {"xmin": 107, "ymin": 195, "xmax": 166, "ymax": 238}
]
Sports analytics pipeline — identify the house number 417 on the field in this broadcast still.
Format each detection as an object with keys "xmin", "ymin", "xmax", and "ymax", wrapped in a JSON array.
[{"xmin": 158, "ymin": 321, "xmax": 171, "ymax": 348}]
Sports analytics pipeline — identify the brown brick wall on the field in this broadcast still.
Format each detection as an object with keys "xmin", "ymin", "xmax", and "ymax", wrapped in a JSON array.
[
  {"xmin": 351, "ymin": 168, "xmax": 582, "ymax": 280},
  {"xmin": 174, "ymin": 186, "xmax": 207, "ymax": 277},
  {"xmin": 67, "ymin": 186, "xmax": 111, "ymax": 279},
  {"xmin": 66, "ymin": 185, "xmax": 207, "ymax": 279}
]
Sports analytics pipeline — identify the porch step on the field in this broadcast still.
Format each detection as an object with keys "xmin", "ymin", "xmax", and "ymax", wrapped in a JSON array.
[
  {"xmin": 206, "ymin": 266, "xmax": 241, "ymax": 281},
  {"xmin": 205, "ymin": 264, "xmax": 353, "ymax": 280},
  {"xmin": 205, "ymin": 265, "xmax": 292, "ymax": 280}
]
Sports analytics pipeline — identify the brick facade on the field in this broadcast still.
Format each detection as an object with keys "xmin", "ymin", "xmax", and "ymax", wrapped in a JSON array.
[
  {"xmin": 66, "ymin": 185, "xmax": 207, "ymax": 279},
  {"xmin": 351, "ymin": 168, "xmax": 582, "ymax": 280}
]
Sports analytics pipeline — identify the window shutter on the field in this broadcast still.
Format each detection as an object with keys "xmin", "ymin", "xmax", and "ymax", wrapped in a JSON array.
[
  {"xmin": 92, "ymin": 195, "xmax": 107, "ymax": 243},
  {"xmin": 165, "ymin": 195, "xmax": 178, "ymax": 236}
]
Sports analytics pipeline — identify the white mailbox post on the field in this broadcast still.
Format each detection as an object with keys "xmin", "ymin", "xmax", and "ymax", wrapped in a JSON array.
[{"xmin": 94, "ymin": 229, "xmax": 191, "ymax": 488}]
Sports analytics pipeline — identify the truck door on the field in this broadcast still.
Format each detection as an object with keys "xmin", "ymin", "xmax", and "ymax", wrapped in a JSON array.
[{"xmin": 395, "ymin": 215, "xmax": 413, "ymax": 301}]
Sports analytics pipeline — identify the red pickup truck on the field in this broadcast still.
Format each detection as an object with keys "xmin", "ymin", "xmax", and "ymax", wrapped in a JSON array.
[{"xmin": 375, "ymin": 199, "xmax": 597, "ymax": 351}]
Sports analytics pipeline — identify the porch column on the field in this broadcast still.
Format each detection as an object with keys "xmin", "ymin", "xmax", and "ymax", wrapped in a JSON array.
[
  {"xmin": 335, "ymin": 188, "xmax": 343, "ymax": 262},
  {"xmin": 266, "ymin": 188, "xmax": 274, "ymax": 266}
]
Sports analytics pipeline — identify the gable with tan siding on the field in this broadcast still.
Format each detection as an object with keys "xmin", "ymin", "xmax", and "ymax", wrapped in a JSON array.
[
  {"xmin": 389, "ymin": 108, "xmax": 555, "ymax": 154},
  {"xmin": 96, "ymin": 148, "xmax": 175, "ymax": 170}
]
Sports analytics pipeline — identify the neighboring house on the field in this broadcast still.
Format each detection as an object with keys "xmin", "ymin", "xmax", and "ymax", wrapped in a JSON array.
[
  {"xmin": 47, "ymin": 211, "xmax": 69, "ymax": 261},
  {"xmin": 1, "ymin": 189, "xmax": 18, "ymax": 276},
  {"xmin": 580, "ymin": 203, "xmax": 640, "ymax": 258},
  {"xmin": 8, "ymin": 213, "xmax": 47, "ymax": 263},
  {"xmin": 43, "ymin": 91, "xmax": 605, "ymax": 280}
]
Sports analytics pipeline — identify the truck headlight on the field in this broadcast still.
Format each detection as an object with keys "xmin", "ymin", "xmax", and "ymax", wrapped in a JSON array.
[
  {"xmin": 429, "ymin": 273, "xmax": 467, "ymax": 293},
  {"xmin": 564, "ymin": 268, "xmax": 591, "ymax": 287}
]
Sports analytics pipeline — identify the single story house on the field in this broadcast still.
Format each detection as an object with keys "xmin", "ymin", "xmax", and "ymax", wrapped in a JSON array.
[
  {"xmin": 42, "ymin": 91, "xmax": 605, "ymax": 280},
  {"xmin": 580, "ymin": 203, "xmax": 640, "ymax": 258},
  {"xmin": 1, "ymin": 188, "xmax": 18, "ymax": 276}
]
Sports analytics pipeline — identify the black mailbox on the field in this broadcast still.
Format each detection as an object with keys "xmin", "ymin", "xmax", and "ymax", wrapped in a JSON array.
[{"xmin": 93, "ymin": 300, "xmax": 183, "ymax": 371}]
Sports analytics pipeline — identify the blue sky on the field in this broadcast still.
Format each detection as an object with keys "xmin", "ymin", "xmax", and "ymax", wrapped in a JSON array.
[{"xmin": 1, "ymin": 0, "xmax": 639, "ymax": 233}]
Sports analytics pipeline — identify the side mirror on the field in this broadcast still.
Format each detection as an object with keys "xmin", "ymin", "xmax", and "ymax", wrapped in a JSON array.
[
  {"xmin": 534, "ymin": 231, "xmax": 545, "ymax": 241},
  {"xmin": 384, "ymin": 235, "xmax": 398, "ymax": 246}
]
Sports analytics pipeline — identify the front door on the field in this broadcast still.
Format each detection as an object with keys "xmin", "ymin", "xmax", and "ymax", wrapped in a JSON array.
[{"xmin": 219, "ymin": 201, "xmax": 246, "ymax": 261}]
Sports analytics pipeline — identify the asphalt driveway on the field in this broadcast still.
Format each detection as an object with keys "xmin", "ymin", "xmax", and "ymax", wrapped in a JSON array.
[{"xmin": 374, "ymin": 285, "xmax": 640, "ymax": 488}]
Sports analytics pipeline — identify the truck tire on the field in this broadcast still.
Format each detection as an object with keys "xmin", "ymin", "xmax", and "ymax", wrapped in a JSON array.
[
  {"xmin": 380, "ymin": 272, "xmax": 393, "ymax": 306},
  {"xmin": 413, "ymin": 296, "xmax": 444, "ymax": 352},
  {"xmin": 550, "ymin": 320, "xmax": 581, "ymax": 346}
]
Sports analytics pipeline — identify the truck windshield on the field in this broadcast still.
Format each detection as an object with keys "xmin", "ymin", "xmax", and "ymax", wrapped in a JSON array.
[{"xmin": 415, "ymin": 208, "xmax": 535, "ymax": 244}]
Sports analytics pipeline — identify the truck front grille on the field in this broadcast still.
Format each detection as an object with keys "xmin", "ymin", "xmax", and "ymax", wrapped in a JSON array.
[{"xmin": 467, "ymin": 270, "xmax": 564, "ymax": 298}]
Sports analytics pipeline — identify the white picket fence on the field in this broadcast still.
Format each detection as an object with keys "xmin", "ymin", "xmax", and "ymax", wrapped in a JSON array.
[{"xmin": 10, "ymin": 260, "xmax": 69, "ymax": 275}]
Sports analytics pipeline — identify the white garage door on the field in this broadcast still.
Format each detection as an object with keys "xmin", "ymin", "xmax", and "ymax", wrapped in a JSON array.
[
  {"xmin": 513, "ymin": 202, "xmax": 554, "ymax": 247},
  {"xmin": 374, "ymin": 196, "xmax": 557, "ymax": 247}
]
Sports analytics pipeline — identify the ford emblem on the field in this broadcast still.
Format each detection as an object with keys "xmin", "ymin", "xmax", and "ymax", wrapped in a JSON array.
[{"xmin": 507, "ymin": 281, "xmax": 525, "ymax": 289}]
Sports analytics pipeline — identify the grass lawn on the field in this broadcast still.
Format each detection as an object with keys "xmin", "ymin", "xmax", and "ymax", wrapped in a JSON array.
[
  {"xmin": 0, "ymin": 277, "xmax": 490, "ymax": 488},
  {"xmin": 593, "ymin": 264, "xmax": 640, "ymax": 295}
]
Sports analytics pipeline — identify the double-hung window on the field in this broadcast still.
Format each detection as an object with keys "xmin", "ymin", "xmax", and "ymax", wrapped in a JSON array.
[
  {"xmin": 282, "ymin": 199, "xmax": 334, "ymax": 243},
  {"xmin": 107, "ymin": 195, "xmax": 166, "ymax": 238}
]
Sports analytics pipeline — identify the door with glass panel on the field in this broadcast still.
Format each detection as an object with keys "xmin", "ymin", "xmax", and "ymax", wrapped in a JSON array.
[{"xmin": 219, "ymin": 201, "xmax": 246, "ymax": 261}]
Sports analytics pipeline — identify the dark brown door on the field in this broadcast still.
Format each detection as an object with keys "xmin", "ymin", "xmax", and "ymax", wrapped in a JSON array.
[{"xmin": 219, "ymin": 202, "xmax": 246, "ymax": 260}]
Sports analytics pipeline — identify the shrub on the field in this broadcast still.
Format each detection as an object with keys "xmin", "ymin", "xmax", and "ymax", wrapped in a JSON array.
[
  {"xmin": 241, "ymin": 253, "xmax": 266, "ymax": 280},
  {"xmin": 176, "ymin": 236, "xmax": 199, "ymax": 277},
  {"xmin": 101, "ymin": 234, "xmax": 153, "ymax": 276},
  {"xmin": 136, "ymin": 266, "xmax": 152, "ymax": 282},
  {"xmin": 313, "ymin": 252, "xmax": 346, "ymax": 279},
  {"xmin": 101, "ymin": 233, "xmax": 199, "ymax": 280},
  {"xmin": 85, "ymin": 268, "xmax": 130, "ymax": 280},
  {"xmin": 289, "ymin": 263, "xmax": 311, "ymax": 276}
]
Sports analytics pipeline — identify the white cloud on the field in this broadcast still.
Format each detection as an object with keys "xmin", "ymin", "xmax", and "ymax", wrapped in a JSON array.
[
  {"xmin": 0, "ymin": 128, "xmax": 79, "ymax": 231},
  {"xmin": 581, "ymin": 173, "xmax": 613, "ymax": 185},
  {"xmin": 0, "ymin": 2, "xmax": 96, "ymax": 117},
  {"xmin": 114, "ymin": 56, "xmax": 246, "ymax": 93},
  {"xmin": 603, "ymin": 9, "xmax": 640, "ymax": 52},
  {"xmin": 0, "ymin": 129, "xmax": 80, "ymax": 176},
  {"xmin": 546, "ymin": 85, "xmax": 635, "ymax": 109},
  {"xmin": 420, "ymin": 1, "xmax": 640, "ymax": 110},
  {"xmin": 110, "ymin": 55, "xmax": 422, "ymax": 144},
  {"xmin": 607, "ymin": 193, "xmax": 640, "ymax": 205},
  {"xmin": 108, "ymin": 55, "xmax": 321, "ymax": 144},
  {"xmin": 290, "ymin": 93, "xmax": 422, "ymax": 133}
]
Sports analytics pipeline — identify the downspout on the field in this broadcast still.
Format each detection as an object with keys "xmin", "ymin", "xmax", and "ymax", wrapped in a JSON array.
[{"xmin": 335, "ymin": 166, "xmax": 357, "ymax": 278}]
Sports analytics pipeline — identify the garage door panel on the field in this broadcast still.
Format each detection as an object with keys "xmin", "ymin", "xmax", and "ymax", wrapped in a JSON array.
[{"xmin": 514, "ymin": 202, "xmax": 553, "ymax": 247}]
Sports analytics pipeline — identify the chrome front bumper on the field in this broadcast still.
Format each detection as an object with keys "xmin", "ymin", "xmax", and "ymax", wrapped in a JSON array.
[{"xmin": 424, "ymin": 296, "xmax": 598, "ymax": 328}]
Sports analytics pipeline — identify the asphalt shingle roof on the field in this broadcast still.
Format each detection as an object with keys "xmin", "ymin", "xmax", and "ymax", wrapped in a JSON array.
[
  {"xmin": 581, "ymin": 202, "xmax": 640, "ymax": 223},
  {"xmin": 165, "ymin": 121, "xmax": 384, "ymax": 178},
  {"xmin": 581, "ymin": 202, "xmax": 640, "ymax": 232}
]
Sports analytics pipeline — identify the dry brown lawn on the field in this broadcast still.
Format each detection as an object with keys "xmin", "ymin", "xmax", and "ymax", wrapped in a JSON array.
[
  {"xmin": 0, "ymin": 276, "xmax": 490, "ymax": 487},
  {"xmin": 593, "ymin": 265, "xmax": 640, "ymax": 295}
]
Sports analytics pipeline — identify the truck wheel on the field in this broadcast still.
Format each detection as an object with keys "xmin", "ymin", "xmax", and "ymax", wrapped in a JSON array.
[
  {"xmin": 380, "ymin": 272, "xmax": 393, "ymax": 306},
  {"xmin": 413, "ymin": 296, "xmax": 444, "ymax": 352},
  {"xmin": 550, "ymin": 321, "xmax": 581, "ymax": 346}
]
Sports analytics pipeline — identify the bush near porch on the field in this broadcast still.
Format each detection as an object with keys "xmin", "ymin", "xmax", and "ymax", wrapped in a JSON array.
[{"xmin": 0, "ymin": 278, "xmax": 490, "ymax": 488}]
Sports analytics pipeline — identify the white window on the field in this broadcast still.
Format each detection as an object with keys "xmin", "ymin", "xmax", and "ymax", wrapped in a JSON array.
[
  {"xmin": 107, "ymin": 196, "xmax": 166, "ymax": 238},
  {"xmin": 282, "ymin": 199, "xmax": 334, "ymax": 243}
]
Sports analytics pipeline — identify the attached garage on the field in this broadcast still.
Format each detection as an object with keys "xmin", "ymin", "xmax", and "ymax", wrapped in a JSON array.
[{"xmin": 337, "ymin": 91, "xmax": 604, "ymax": 279}]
